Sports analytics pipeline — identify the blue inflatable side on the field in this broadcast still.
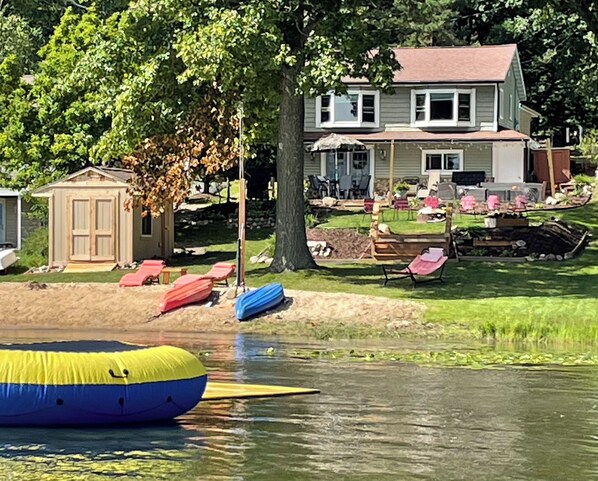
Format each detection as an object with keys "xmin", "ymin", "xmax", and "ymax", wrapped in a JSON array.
[{"xmin": 0, "ymin": 341, "xmax": 207, "ymax": 426}]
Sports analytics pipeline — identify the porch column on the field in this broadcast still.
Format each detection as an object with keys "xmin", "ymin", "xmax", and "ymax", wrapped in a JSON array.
[
  {"xmin": 17, "ymin": 194, "xmax": 22, "ymax": 250},
  {"xmin": 388, "ymin": 140, "xmax": 395, "ymax": 206}
]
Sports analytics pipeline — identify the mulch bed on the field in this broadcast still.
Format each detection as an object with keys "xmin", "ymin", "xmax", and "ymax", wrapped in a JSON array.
[
  {"xmin": 307, "ymin": 228, "xmax": 371, "ymax": 259},
  {"xmin": 454, "ymin": 219, "xmax": 589, "ymax": 259}
]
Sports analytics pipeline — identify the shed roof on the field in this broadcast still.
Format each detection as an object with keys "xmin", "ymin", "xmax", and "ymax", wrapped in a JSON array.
[{"xmin": 32, "ymin": 166, "xmax": 133, "ymax": 197}]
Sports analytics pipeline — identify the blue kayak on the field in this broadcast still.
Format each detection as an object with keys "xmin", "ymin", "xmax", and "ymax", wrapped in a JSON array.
[{"xmin": 235, "ymin": 283, "xmax": 285, "ymax": 321}]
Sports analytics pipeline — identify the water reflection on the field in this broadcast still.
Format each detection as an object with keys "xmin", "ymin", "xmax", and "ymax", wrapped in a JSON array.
[{"xmin": 3, "ymin": 330, "xmax": 598, "ymax": 480}]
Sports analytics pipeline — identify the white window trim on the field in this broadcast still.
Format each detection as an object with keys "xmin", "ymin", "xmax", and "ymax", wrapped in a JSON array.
[
  {"xmin": 0, "ymin": 199, "xmax": 5, "ymax": 243},
  {"xmin": 421, "ymin": 150, "xmax": 464, "ymax": 175},
  {"xmin": 141, "ymin": 209, "xmax": 153, "ymax": 238},
  {"xmin": 316, "ymin": 90, "xmax": 380, "ymax": 128},
  {"xmin": 410, "ymin": 89, "xmax": 476, "ymax": 128},
  {"xmin": 499, "ymin": 87, "xmax": 504, "ymax": 120}
]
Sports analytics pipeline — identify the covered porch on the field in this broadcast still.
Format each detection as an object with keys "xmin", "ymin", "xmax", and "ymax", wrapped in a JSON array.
[{"xmin": 304, "ymin": 129, "xmax": 529, "ymax": 200}]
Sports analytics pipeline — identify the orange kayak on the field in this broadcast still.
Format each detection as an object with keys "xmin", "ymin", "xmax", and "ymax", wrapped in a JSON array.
[{"xmin": 159, "ymin": 277, "xmax": 213, "ymax": 313}]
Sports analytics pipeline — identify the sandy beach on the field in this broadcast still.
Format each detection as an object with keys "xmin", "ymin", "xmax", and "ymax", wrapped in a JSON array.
[{"xmin": 0, "ymin": 282, "xmax": 426, "ymax": 335}]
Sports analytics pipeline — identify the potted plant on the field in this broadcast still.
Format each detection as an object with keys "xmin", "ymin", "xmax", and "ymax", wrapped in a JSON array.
[{"xmin": 393, "ymin": 180, "xmax": 411, "ymax": 199}]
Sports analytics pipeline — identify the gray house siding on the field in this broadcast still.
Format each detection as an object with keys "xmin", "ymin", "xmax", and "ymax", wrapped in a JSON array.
[
  {"xmin": 498, "ymin": 60, "xmax": 521, "ymax": 130},
  {"xmin": 375, "ymin": 143, "xmax": 493, "ymax": 180},
  {"xmin": 305, "ymin": 85, "xmax": 498, "ymax": 133}
]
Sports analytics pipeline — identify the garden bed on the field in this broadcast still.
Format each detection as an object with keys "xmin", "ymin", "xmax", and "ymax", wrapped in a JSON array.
[
  {"xmin": 453, "ymin": 219, "xmax": 589, "ymax": 261},
  {"xmin": 307, "ymin": 228, "xmax": 371, "ymax": 259}
]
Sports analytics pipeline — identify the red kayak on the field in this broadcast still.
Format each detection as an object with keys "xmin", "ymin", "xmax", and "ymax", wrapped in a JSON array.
[{"xmin": 159, "ymin": 277, "xmax": 213, "ymax": 314}]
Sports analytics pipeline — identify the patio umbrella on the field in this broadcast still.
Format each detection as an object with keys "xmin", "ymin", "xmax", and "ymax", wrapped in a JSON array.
[{"xmin": 307, "ymin": 133, "xmax": 366, "ymax": 181}]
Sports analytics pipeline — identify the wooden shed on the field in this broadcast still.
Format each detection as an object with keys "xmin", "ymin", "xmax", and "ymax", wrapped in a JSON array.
[{"xmin": 32, "ymin": 167, "xmax": 174, "ymax": 268}]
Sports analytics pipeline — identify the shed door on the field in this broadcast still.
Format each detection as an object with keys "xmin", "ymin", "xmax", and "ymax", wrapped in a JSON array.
[
  {"xmin": 91, "ymin": 198, "xmax": 115, "ymax": 261},
  {"xmin": 70, "ymin": 199, "xmax": 91, "ymax": 261},
  {"xmin": 69, "ymin": 197, "xmax": 116, "ymax": 262}
]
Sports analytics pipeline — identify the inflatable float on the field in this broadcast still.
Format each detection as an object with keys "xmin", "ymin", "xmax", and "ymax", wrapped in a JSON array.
[{"xmin": 0, "ymin": 341, "xmax": 207, "ymax": 426}]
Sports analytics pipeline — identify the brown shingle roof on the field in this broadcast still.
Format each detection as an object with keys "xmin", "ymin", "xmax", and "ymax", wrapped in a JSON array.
[
  {"xmin": 305, "ymin": 129, "xmax": 529, "ymax": 143},
  {"xmin": 345, "ymin": 44, "xmax": 518, "ymax": 84}
]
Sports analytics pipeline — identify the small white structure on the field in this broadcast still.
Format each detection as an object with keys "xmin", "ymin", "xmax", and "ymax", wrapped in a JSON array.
[{"xmin": 0, "ymin": 188, "xmax": 26, "ymax": 250}]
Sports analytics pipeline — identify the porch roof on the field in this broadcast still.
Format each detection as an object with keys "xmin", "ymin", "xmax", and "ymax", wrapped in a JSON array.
[{"xmin": 305, "ymin": 129, "xmax": 529, "ymax": 143}]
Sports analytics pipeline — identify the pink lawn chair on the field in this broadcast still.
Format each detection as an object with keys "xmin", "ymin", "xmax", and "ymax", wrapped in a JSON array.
[
  {"xmin": 118, "ymin": 260, "xmax": 165, "ymax": 287},
  {"xmin": 487, "ymin": 195, "xmax": 501, "ymax": 211},
  {"xmin": 424, "ymin": 196, "xmax": 439, "ymax": 209},
  {"xmin": 382, "ymin": 247, "xmax": 448, "ymax": 287},
  {"xmin": 515, "ymin": 195, "xmax": 527, "ymax": 211},
  {"xmin": 174, "ymin": 262, "xmax": 236, "ymax": 287},
  {"xmin": 460, "ymin": 195, "xmax": 476, "ymax": 212}
]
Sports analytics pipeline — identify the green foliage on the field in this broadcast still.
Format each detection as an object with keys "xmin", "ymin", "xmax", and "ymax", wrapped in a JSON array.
[
  {"xmin": 452, "ymin": 1, "xmax": 598, "ymax": 134},
  {"xmin": 263, "ymin": 233, "xmax": 276, "ymax": 257},
  {"xmin": 18, "ymin": 227, "xmax": 49, "ymax": 268},
  {"xmin": 579, "ymin": 130, "xmax": 598, "ymax": 166},
  {"xmin": 393, "ymin": 181, "xmax": 411, "ymax": 192},
  {"xmin": 305, "ymin": 213, "xmax": 318, "ymax": 228},
  {"xmin": 574, "ymin": 174, "xmax": 596, "ymax": 185},
  {"xmin": 0, "ymin": 12, "xmax": 41, "ymax": 71},
  {"xmin": 288, "ymin": 348, "xmax": 598, "ymax": 367}
]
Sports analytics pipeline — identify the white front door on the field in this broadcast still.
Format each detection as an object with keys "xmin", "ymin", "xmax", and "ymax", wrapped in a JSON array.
[
  {"xmin": 492, "ymin": 142, "xmax": 524, "ymax": 183},
  {"xmin": 0, "ymin": 199, "xmax": 5, "ymax": 244}
]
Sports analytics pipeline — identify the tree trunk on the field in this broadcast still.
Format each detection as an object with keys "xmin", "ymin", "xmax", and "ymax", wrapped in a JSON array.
[{"xmin": 271, "ymin": 64, "xmax": 317, "ymax": 272}]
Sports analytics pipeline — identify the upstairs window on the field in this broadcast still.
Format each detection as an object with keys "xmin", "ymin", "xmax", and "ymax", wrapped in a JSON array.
[
  {"xmin": 316, "ymin": 91, "xmax": 379, "ymax": 128},
  {"xmin": 411, "ymin": 89, "xmax": 475, "ymax": 127}
]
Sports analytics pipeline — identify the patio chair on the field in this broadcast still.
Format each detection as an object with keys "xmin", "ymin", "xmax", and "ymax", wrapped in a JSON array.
[
  {"xmin": 459, "ymin": 195, "xmax": 476, "ymax": 212},
  {"xmin": 351, "ymin": 175, "xmax": 371, "ymax": 199},
  {"xmin": 424, "ymin": 196, "xmax": 439, "ymax": 209},
  {"xmin": 362, "ymin": 198, "xmax": 375, "ymax": 223},
  {"xmin": 307, "ymin": 175, "xmax": 327, "ymax": 198},
  {"xmin": 437, "ymin": 181, "xmax": 457, "ymax": 201},
  {"xmin": 390, "ymin": 198, "xmax": 413, "ymax": 221},
  {"xmin": 119, "ymin": 260, "xmax": 165, "ymax": 287},
  {"xmin": 487, "ymin": 195, "xmax": 501, "ymax": 211},
  {"xmin": 338, "ymin": 175, "xmax": 353, "ymax": 199},
  {"xmin": 174, "ymin": 262, "xmax": 236, "ymax": 287},
  {"xmin": 382, "ymin": 247, "xmax": 448, "ymax": 287}
]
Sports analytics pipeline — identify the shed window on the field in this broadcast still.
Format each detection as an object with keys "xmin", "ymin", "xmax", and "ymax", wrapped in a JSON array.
[{"xmin": 141, "ymin": 209, "xmax": 152, "ymax": 237}]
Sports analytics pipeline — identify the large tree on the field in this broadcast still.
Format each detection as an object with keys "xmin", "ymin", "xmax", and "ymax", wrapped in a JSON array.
[{"xmin": 174, "ymin": 1, "xmax": 410, "ymax": 271}]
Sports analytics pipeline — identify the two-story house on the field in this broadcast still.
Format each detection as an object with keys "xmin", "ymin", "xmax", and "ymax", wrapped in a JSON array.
[{"xmin": 304, "ymin": 44, "xmax": 532, "ymax": 197}]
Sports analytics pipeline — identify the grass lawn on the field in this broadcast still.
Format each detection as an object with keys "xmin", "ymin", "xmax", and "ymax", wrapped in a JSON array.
[{"xmin": 3, "ymin": 198, "xmax": 598, "ymax": 344}]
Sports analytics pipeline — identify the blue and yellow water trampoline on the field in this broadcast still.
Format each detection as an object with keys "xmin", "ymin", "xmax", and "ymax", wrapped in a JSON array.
[{"xmin": 0, "ymin": 341, "xmax": 207, "ymax": 426}]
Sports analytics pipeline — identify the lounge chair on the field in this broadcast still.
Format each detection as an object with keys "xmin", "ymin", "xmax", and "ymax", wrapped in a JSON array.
[
  {"xmin": 118, "ymin": 260, "xmax": 165, "ymax": 287},
  {"xmin": 174, "ymin": 262, "xmax": 236, "ymax": 287},
  {"xmin": 382, "ymin": 247, "xmax": 448, "ymax": 287}
]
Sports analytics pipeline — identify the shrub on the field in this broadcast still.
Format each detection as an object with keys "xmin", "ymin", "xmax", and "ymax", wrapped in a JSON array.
[
  {"xmin": 263, "ymin": 233, "xmax": 276, "ymax": 257},
  {"xmin": 18, "ymin": 227, "xmax": 48, "ymax": 268},
  {"xmin": 574, "ymin": 174, "xmax": 595, "ymax": 185}
]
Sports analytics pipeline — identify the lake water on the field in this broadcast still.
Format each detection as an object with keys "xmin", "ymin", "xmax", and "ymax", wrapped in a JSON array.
[{"xmin": 2, "ymin": 330, "xmax": 598, "ymax": 480}]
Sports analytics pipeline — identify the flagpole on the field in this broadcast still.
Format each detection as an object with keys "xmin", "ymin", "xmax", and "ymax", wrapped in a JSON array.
[{"xmin": 235, "ymin": 101, "xmax": 246, "ymax": 295}]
